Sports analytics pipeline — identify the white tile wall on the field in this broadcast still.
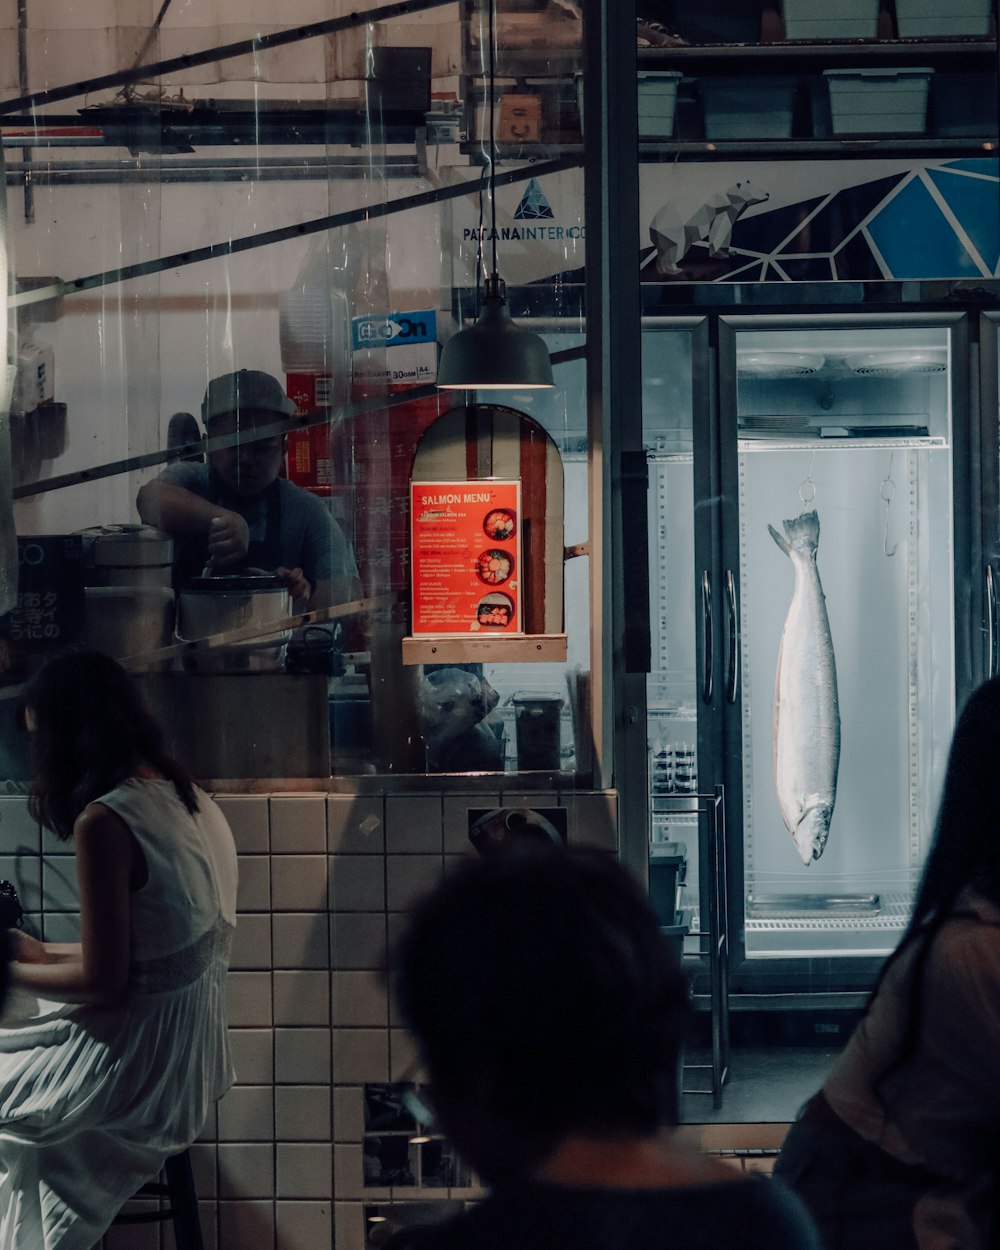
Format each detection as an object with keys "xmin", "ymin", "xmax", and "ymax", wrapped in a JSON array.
[
  {"xmin": 9, "ymin": 787, "xmax": 618, "ymax": 1248},
  {"xmin": 270, "ymin": 795, "xmax": 327, "ymax": 853},
  {"xmin": 331, "ymin": 971, "xmax": 389, "ymax": 1027},
  {"xmin": 275, "ymin": 1085, "xmax": 332, "ymax": 1141},
  {"xmin": 219, "ymin": 1143, "xmax": 276, "ymax": 1198},
  {"xmin": 229, "ymin": 1028, "xmax": 275, "ymax": 1085},
  {"xmin": 272, "ymin": 913, "xmax": 330, "ymax": 970},
  {"xmin": 328, "ymin": 796, "xmax": 384, "ymax": 854},
  {"xmin": 276, "ymin": 1200, "xmax": 333, "ymax": 1250},
  {"xmin": 273, "ymin": 970, "xmax": 330, "ymax": 1027},
  {"xmin": 276, "ymin": 1143, "xmax": 333, "ymax": 1199},
  {"xmin": 272, "ymin": 855, "xmax": 328, "ymax": 911},
  {"xmin": 275, "ymin": 1028, "xmax": 331, "ymax": 1085},
  {"xmin": 0, "ymin": 797, "xmax": 40, "ymax": 853},
  {"xmin": 329, "ymin": 855, "xmax": 385, "ymax": 912},
  {"xmin": 215, "ymin": 795, "xmax": 270, "ymax": 853},
  {"xmin": 230, "ymin": 913, "xmax": 272, "ymax": 969},
  {"xmin": 385, "ymin": 796, "xmax": 443, "ymax": 853},
  {"xmin": 385, "ymin": 855, "xmax": 443, "ymax": 913},
  {"xmin": 330, "ymin": 912, "xmax": 387, "ymax": 971}
]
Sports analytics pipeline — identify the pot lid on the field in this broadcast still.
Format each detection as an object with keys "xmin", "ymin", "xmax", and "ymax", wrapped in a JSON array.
[{"xmin": 76, "ymin": 524, "xmax": 174, "ymax": 565}]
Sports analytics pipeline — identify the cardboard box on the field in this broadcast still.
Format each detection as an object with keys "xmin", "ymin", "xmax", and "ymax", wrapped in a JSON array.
[{"xmin": 498, "ymin": 93, "xmax": 542, "ymax": 142}]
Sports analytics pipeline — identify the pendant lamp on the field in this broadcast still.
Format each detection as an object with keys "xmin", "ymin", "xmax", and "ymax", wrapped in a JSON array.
[{"xmin": 438, "ymin": 0, "xmax": 554, "ymax": 390}]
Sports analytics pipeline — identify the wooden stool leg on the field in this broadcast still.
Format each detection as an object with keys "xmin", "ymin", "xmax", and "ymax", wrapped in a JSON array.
[{"xmin": 164, "ymin": 1152, "xmax": 205, "ymax": 1250}]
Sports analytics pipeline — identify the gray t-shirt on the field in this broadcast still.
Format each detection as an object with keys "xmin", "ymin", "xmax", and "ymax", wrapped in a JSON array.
[{"xmin": 159, "ymin": 461, "xmax": 357, "ymax": 592}]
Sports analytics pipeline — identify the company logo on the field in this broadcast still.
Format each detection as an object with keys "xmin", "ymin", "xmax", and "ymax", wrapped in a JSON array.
[
  {"xmin": 462, "ymin": 177, "xmax": 584, "ymax": 248},
  {"xmin": 514, "ymin": 178, "xmax": 554, "ymax": 220},
  {"xmin": 351, "ymin": 309, "xmax": 437, "ymax": 350}
]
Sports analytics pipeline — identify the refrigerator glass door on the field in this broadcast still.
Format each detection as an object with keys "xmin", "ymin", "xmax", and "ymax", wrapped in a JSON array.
[
  {"xmin": 732, "ymin": 321, "xmax": 957, "ymax": 959},
  {"xmin": 643, "ymin": 321, "xmax": 702, "ymax": 941}
]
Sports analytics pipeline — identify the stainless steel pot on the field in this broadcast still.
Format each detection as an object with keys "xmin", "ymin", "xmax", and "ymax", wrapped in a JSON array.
[
  {"xmin": 76, "ymin": 524, "xmax": 174, "ymax": 588},
  {"xmin": 84, "ymin": 585, "xmax": 175, "ymax": 662},
  {"xmin": 177, "ymin": 574, "xmax": 292, "ymax": 673}
]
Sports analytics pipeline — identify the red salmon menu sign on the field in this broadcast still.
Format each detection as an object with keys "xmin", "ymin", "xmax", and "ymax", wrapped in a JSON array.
[{"xmin": 411, "ymin": 480, "xmax": 522, "ymax": 635}]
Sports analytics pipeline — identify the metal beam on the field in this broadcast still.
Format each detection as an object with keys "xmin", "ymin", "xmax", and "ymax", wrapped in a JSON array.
[{"xmin": 8, "ymin": 156, "xmax": 580, "ymax": 310}]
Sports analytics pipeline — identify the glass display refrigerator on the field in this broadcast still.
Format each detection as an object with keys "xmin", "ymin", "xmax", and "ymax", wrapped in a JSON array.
[{"xmin": 643, "ymin": 311, "xmax": 981, "ymax": 1006}]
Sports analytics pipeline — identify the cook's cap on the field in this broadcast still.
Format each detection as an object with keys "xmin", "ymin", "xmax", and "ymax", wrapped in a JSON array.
[{"xmin": 201, "ymin": 369, "xmax": 296, "ymax": 425}]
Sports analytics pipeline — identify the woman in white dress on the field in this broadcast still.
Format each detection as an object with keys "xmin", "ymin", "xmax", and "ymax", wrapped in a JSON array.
[{"xmin": 0, "ymin": 649, "xmax": 238, "ymax": 1250}]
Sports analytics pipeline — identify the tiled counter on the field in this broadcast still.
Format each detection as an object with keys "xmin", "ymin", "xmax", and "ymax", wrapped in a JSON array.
[{"xmin": 0, "ymin": 788, "xmax": 618, "ymax": 1250}]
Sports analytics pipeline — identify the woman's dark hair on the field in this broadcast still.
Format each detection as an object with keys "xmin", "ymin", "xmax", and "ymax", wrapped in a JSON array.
[
  {"xmin": 870, "ymin": 677, "xmax": 1000, "ymax": 1091},
  {"xmin": 393, "ymin": 844, "xmax": 691, "ymax": 1184},
  {"xmin": 22, "ymin": 648, "xmax": 198, "ymax": 839}
]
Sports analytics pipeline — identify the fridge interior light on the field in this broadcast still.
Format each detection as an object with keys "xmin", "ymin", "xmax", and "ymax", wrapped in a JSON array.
[
  {"xmin": 845, "ymin": 349, "xmax": 947, "ymax": 376},
  {"xmin": 737, "ymin": 351, "xmax": 826, "ymax": 377}
]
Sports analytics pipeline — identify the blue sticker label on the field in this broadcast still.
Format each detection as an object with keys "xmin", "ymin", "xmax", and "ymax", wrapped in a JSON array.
[{"xmin": 352, "ymin": 309, "xmax": 437, "ymax": 350}]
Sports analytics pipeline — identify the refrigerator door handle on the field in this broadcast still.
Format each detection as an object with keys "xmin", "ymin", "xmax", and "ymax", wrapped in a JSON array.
[
  {"xmin": 725, "ymin": 568, "xmax": 739, "ymax": 704},
  {"xmin": 701, "ymin": 569, "xmax": 714, "ymax": 704},
  {"xmin": 988, "ymin": 563, "xmax": 998, "ymax": 679}
]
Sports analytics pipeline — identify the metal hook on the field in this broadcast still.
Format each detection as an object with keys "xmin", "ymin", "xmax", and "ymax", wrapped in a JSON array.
[
  {"xmin": 881, "ymin": 453, "xmax": 898, "ymax": 558},
  {"xmin": 798, "ymin": 450, "xmax": 817, "ymax": 507}
]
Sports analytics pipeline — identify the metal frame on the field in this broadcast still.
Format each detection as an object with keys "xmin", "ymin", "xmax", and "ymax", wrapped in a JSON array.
[
  {"xmin": 667, "ymin": 786, "xmax": 730, "ymax": 1110},
  {"xmin": 716, "ymin": 309, "xmax": 974, "ymax": 990}
]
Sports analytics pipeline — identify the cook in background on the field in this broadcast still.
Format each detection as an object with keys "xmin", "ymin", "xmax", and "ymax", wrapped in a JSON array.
[
  {"xmin": 775, "ymin": 676, "xmax": 1000, "ymax": 1250},
  {"xmin": 136, "ymin": 369, "xmax": 360, "ymax": 609}
]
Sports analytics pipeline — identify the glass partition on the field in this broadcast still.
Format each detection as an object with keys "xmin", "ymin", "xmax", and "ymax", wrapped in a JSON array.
[{"xmin": 0, "ymin": 0, "xmax": 593, "ymax": 785}]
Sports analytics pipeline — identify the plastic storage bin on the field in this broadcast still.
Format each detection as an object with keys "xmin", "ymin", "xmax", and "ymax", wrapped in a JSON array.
[
  {"xmin": 512, "ymin": 692, "xmax": 563, "ymax": 770},
  {"xmin": 661, "ymin": 911, "xmax": 690, "ymax": 964},
  {"xmin": 649, "ymin": 841, "xmax": 687, "ymax": 927},
  {"xmin": 782, "ymin": 0, "xmax": 880, "ymax": 39},
  {"xmin": 637, "ymin": 71, "xmax": 683, "ymax": 138},
  {"xmin": 700, "ymin": 76, "xmax": 798, "ymax": 139},
  {"xmin": 894, "ymin": 0, "xmax": 992, "ymax": 36},
  {"xmin": 823, "ymin": 67, "xmax": 933, "ymax": 135}
]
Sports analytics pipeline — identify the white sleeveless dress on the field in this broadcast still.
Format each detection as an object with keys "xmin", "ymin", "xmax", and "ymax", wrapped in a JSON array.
[{"xmin": 0, "ymin": 779, "xmax": 238, "ymax": 1250}]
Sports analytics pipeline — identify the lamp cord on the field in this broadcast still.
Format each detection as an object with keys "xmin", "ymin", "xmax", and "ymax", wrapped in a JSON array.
[{"xmin": 488, "ymin": 0, "xmax": 498, "ymax": 281}]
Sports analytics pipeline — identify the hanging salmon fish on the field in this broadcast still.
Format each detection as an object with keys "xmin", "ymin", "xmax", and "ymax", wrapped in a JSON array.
[{"xmin": 768, "ymin": 509, "xmax": 841, "ymax": 865}]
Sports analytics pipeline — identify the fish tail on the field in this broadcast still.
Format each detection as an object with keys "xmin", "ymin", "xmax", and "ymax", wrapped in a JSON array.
[
  {"xmin": 767, "ymin": 524, "xmax": 789, "ymax": 556},
  {"xmin": 781, "ymin": 509, "xmax": 820, "ymax": 554}
]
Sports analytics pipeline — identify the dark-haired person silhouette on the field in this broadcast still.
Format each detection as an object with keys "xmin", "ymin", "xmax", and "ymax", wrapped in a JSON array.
[
  {"xmin": 392, "ymin": 844, "xmax": 819, "ymax": 1250},
  {"xmin": 0, "ymin": 649, "xmax": 237, "ymax": 1249},
  {"xmin": 776, "ymin": 676, "xmax": 1000, "ymax": 1250}
]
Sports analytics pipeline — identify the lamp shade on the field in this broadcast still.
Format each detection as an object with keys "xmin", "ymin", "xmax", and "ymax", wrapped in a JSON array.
[{"xmin": 438, "ymin": 276, "xmax": 554, "ymax": 390}]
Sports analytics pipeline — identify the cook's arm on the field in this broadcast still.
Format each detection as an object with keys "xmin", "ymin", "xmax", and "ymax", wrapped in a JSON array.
[{"xmin": 137, "ymin": 480, "xmax": 249, "ymax": 568}]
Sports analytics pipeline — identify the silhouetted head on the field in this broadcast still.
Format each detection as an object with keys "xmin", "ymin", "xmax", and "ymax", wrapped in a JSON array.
[
  {"xmin": 912, "ymin": 676, "xmax": 1000, "ymax": 923},
  {"xmin": 202, "ymin": 370, "xmax": 295, "ymax": 499},
  {"xmin": 393, "ymin": 844, "xmax": 690, "ymax": 1185},
  {"xmin": 21, "ymin": 648, "xmax": 196, "ymax": 838}
]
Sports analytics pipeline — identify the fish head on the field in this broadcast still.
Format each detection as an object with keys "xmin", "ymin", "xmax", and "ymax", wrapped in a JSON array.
[{"xmin": 793, "ymin": 803, "xmax": 833, "ymax": 866}]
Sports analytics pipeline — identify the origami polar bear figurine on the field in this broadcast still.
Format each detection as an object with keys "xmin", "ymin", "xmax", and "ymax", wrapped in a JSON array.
[{"xmin": 649, "ymin": 180, "xmax": 769, "ymax": 274}]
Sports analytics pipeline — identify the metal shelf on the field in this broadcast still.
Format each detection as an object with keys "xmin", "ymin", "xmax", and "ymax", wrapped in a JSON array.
[{"xmin": 638, "ymin": 37, "xmax": 996, "ymax": 72}]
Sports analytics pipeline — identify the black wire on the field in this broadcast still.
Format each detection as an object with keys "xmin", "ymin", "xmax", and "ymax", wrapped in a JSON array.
[
  {"xmin": 488, "ymin": 0, "xmax": 498, "ymax": 280},
  {"xmin": 131, "ymin": 0, "xmax": 176, "ymax": 73}
]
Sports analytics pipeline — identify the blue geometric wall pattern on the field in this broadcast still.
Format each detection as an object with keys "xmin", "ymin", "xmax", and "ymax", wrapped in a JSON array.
[
  {"xmin": 926, "ymin": 166, "xmax": 1000, "ymax": 274},
  {"xmin": 866, "ymin": 174, "xmax": 982, "ymax": 279},
  {"xmin": 636, "ymin": 160, "xmax": 1000, "ymax": 283}
]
